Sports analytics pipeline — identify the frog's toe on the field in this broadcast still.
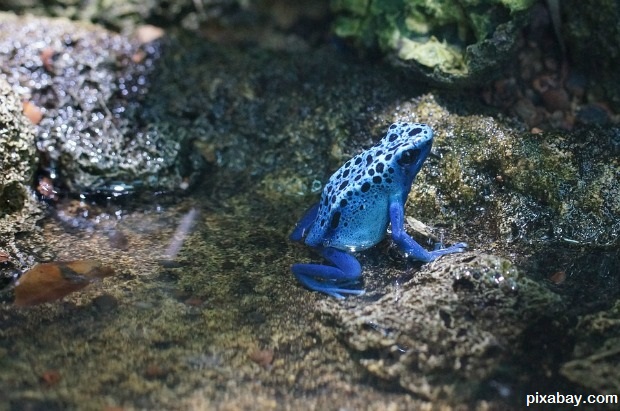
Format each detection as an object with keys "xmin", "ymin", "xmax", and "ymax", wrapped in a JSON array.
[
  {"xmin": 291, "ymin": 247, "xmax": 365, "ymax": 298},
  {"xmin": 432, "ymin": 241, "xmax": 468, "ymax": 252},
  {"xmin": 449, "ymin": 242, "xmax": 468, "ymax": 251},
  {"xmin": 293, "ymin": 274, "xmax": 365, "ymax": 299},
  {"xmin": 424, "ymin": 241, "xmax": 468, "ymax": 261}
]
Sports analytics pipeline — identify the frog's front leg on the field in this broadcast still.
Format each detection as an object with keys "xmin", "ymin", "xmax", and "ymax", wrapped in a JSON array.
[
  {"xmin": 291, "ymin": 247, "xmax": 365, "ymax": 299},
  {"xmin": 389, "ymin": 201, "xmax": 467, "ymax": 262},
  {"xmin": 289, "ymin": 203, "xmax": 320, "ymax": 242}
]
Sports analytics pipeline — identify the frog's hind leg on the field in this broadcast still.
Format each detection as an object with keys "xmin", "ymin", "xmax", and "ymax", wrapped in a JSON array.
[{"xmin": 291, "ymin": 247, "xmax": 364, "ymax": 299}]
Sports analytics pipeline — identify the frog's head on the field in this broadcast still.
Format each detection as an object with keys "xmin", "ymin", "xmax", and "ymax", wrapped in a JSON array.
[{"xmin": 381, "ymin": 122, "xmax": 433, "ymax": 182}]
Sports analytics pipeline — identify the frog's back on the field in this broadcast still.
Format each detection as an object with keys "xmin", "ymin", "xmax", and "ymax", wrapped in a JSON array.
[
  {"xmin": 304, "ymin": 158, "xmax": 392, "ymax": 250},
  {"xmin": 305, "ymin": 122, "xmax": 432, "ymax": 251}
]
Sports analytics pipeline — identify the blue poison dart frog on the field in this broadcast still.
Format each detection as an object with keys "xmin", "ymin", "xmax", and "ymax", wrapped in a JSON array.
[{"xmin": 290, "ymin": 122, "xmax": 467, "ymax": 298}]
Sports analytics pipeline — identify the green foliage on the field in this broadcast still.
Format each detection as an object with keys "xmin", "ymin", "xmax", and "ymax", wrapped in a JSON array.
[{"xmin": 332, "ymin": 0, "xmax": 535, "ymax": 82}]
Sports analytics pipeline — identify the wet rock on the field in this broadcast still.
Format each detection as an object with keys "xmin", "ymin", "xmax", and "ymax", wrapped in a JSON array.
[
  {"xmin": 0, "ymin": 76, "xmax": 46, "ymax": 286},
  {"xmin": 387, "ymin": 96, "xmax": 620, "ymax": 254},
  {"xmin": 0, "ymin": 0, "xmax": 259, "ymax": 31},
  {"xmin": 0, "ymin": 13, "xmax": 198, "ymax": 195},
  {"xmin": 0, "ymin": 79, "xmax": 35, "ymax": 214},
  {"xmin": 319, "ymin": 253, "xmax": 565, "ymax": 402}
]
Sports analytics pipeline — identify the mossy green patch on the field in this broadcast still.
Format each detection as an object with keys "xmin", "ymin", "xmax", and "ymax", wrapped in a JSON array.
[
  {"xmin": 332, "ymin": 0, "xmax": 535, "ymax": 84},
  {"xmin": 504, "ymin": 135, "xmax": 578, "ymax": 211}
]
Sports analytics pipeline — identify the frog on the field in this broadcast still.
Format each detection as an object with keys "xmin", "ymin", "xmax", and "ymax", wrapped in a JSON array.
[{"xmin": 290, "ymin": 122, "xmax": 467, "ymax": 298}]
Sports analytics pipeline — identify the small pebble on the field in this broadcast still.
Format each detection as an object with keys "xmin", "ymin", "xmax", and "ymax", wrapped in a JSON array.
[
  {"xmin": 541, "ymin": 88, "xmax": 570, "ymax": 112},
  {"xmin": 108, "ymin": 230, "xmax": 129, "ymax": 251},
  {"xmin": 576, "ymin": 104, "xmax": 610, "ymax": 125},
  {"xmin": 40, "ymin": 370, "xmax": 61, "ymax": 387},
  {"xmin": 248, "ymin": 348, "xmax": 274, "ymax": 369},
  {"xmin": 549, "ymin": 271, "xmax": 566, "ymax": 285},
  {"xmin": 39, "ymin": 47, "xmax": 56, "ymax": 72},
  {"xmin": 144, "ymin": 364, "xmax": 168, "ymax": 380},
  {"xmin": 513, "ymin": 98, "xmax": 543, "ymax": 127},
  {"xmin": 184, "ymin": 296, "xmax": 204, "ymax": 307},
  {"xmin": 22, "ymin": 101, "xmax": 43, "ymax": 124},
  {"xmin": 134, "ymin": 25, "xmax": 165, "ymax": 44},
  {"xmin": 36, "ymin": 176, "xmax": 58, "ymax": 201},
  {"xmin": 92, "ymin": 294, "xmax": 119, "ymax": 312}
]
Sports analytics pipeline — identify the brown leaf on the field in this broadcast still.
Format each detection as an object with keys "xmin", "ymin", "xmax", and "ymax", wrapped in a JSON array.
[{"xmin": 14, "ymin": 260, "xmax": 115, "ymax": 307}]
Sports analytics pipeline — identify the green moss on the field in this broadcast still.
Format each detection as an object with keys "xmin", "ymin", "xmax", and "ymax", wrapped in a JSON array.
[
  {"xmin": 332, "ymin": 0, "xmax": 535, "ymax": 84},
  {"xmin": 504, "ymin": 137, "xmax": 579, "ymax": 211},
  {"xmin": 322, "ymin": 253, "xmax": 565, "ymax": 401}
]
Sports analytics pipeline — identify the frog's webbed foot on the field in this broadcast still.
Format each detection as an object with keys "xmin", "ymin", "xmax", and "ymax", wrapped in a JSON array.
[
  {"xmin": 389, "ymin": 202, "xmax": 467, "ymax": 263},
  {"xmin": 400, "ymin": 238, "xmax": 468, "ymax": 262},
  {"xmin": 291, "ymin": 247, "xmax": 365, "ymax": 299},
  {"xmin": 428, "ymin": 242, "xmax": 468, "ymax": 260}
]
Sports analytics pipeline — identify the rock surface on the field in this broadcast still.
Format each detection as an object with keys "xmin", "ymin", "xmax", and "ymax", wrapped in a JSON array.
[
  {"xmin": 319, "ymin": 253, "xmax": 564, "ymax": 402},
  {"xmin": 0, "ymin": 76, "xmax": 46, "ymax": 285},
  {"xmin": 0, "ymin": 13, "xmax": 196, "ymax": 195}
]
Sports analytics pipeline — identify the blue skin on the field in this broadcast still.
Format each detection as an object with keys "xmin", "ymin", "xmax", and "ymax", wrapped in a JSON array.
[{"xmin": 290, "ymin": 122, "xmax": 467, "ymax": 298}]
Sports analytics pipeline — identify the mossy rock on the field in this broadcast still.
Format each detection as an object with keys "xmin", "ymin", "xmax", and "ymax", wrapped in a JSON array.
[
  {"xmin": 332, "ymin": 0, "xmax": 535, "ymax": 86},
  {"xmin": 0, "ymin": 77, "xmax": 48, "ymax": 285}
]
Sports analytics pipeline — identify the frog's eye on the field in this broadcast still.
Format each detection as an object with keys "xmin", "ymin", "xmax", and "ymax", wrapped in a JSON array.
[{"xmin": 397, "ymin": 149, "xmax": 420, "ymax": 166}]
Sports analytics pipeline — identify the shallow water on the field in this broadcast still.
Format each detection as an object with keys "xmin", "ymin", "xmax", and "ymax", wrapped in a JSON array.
[{"xmin": 0, "ymin": 177, "xmax": 431, "ymax": 410}]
